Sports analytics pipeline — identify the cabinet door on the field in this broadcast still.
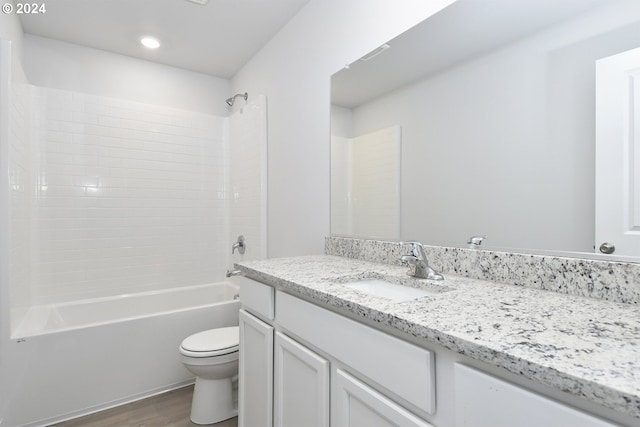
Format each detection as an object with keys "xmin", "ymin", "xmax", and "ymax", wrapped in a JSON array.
[
  {"xmin": 274, "ymin": 331, "xmax": 330, "ymax": 427},
  {"xmin": 332, "ymin": 368, "xmax": 434, "ymax": 427},
  {"xmin": 454, "ymin": 364, "xmax": 619, "ymax": 427},
  {"xmin": 239, "ymin": 309, "xmax": 274, "ymax": 427}
]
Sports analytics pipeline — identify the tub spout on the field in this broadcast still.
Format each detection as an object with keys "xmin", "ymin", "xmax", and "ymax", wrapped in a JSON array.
[{"xmin": 226, "ymin": 269, "xmax": 242, "ymax": 278}]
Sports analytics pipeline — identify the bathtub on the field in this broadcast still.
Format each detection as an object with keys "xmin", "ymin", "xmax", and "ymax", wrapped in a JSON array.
[
  {"xmin": 13, "ymin": 282, "xmax": 240, "ymax": 338},
  {"xmin": 5, "ymin": 281, "xmax": 241, "ymax": 427}
]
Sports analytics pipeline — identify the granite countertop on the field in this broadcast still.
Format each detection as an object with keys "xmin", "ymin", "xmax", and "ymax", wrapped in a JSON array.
[{"xmin": 236, "ymin": 255, "xmax": 640, "ymax": 421}]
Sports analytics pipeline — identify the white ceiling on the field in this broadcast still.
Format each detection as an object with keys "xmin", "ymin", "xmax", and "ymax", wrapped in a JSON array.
[{"xmin": 18, "ymin": 0, "xmax": 311, "ymax": 79}]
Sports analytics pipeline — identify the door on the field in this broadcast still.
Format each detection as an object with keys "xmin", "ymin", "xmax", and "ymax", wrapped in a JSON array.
[
  {"xmin": 332, "ymin": 368, "xmax": 434, "ymax": 427},
  {"xmin": 273, "ymin": 331, "xmax": 329, "ymax": 427},
  {"xmin": 239, "ymin": 309, "xmax": 274, "ymax": 427},
  {"xmin": 596, "ymin": 46, "xmax": 640, "ymax": 256}
]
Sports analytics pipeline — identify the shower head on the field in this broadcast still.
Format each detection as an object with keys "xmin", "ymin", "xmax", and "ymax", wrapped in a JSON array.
[{"xmin": 226, "ymin": 92, "xmax": 248, "ymax": 107}]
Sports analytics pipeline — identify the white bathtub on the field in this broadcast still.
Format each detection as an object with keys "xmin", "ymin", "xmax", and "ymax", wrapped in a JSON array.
[
  {"xmin": 5, "ymin": 281, "xmax": 241, "ymax": 427},
  {"xmin": 13, "ymin": 282, "xmax": 240, "ymax": 338}
]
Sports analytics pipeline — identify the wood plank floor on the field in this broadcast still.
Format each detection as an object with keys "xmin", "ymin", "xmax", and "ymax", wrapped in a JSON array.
[{"xmin": 50, "ymin": 385, "xmax": 238, "ymax": 427}]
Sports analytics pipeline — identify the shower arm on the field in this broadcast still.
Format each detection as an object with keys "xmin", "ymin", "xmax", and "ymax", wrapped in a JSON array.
[{"xmin": 226, "ymin": 92, "xmax": 248, "ymax": 107}]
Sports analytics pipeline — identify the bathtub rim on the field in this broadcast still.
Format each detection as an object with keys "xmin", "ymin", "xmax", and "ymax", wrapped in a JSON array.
[{"xmin": 11, "ymin": 281, "xmax": 240, "ymax": 339}]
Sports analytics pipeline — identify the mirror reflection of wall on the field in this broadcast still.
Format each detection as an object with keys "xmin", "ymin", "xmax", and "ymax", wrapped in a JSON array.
[
  {"xmin": 331, "ymin": 0, "xmax": 640, "ymax": 258},
  {"xmin": 331, "ymin": 112, "xmax": 401, "ymax": 240}
]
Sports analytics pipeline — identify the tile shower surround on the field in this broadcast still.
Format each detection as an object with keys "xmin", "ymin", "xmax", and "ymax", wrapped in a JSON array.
[
  {"xmin": 325, "ymin": 236, "xmax": 640, "ymax": 305},
  {"xmin": 13, "ymin": 85, "xmax": 238, "ymax": 306},
  {"xmin": 8, "ymin": 82, "xmax": 32, "ymax": 316}
]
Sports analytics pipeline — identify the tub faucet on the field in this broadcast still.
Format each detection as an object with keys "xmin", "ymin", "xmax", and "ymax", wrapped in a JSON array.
[
  {"xmin": 226, "ymin": 269, "xmax": 242, "ymax": 278},
  {"xmin": 401, "ymin": 241, "xmax": 444, "ymax": 281}
]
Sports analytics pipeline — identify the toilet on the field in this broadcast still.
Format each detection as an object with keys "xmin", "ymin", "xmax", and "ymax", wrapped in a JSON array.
[{"xmin": 179, "ymin": 326, "xmax": 239, "ymax": 425}]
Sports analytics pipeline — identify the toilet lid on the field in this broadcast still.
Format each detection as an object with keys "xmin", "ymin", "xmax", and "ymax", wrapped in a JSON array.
[{"xmin": 180, "ymin": 326, "xmax": 239, "ymax": 357}]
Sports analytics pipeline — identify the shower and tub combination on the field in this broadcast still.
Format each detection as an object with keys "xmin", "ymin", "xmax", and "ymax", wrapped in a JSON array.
[{"xmin": 0, "ymin": 41, "xmax": 267, "ymax": 426}]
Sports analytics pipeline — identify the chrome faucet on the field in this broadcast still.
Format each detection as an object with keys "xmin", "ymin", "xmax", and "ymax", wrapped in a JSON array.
[
  {"xmin": 226, "ymin": 269, "xmax": 242, "ymax": 278},
  {"xmin": 401, "ymin": 241, "xmax": 444, "ymax": 281}
]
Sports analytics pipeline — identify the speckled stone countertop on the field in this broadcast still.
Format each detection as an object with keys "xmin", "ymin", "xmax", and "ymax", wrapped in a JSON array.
[{"xmin": 235, "ymin": 255, "xmax": 640, "ymax": 421}]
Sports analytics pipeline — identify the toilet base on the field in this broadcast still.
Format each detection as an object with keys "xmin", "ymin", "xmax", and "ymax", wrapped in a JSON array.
[{"xmin": 190, "ymin": 377, "xmax": 238, "ymax": 425}]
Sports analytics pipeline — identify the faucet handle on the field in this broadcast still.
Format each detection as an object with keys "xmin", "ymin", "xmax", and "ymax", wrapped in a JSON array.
[
  {"xmin": 467, "ymin": 235, "xmax": 487, "ymax": 247},
  {"xmin": 232, "ymin": 235, "xmax": 246, "ymax": 254},
  {"xmin": 403, "ymin": 240, "xmax": 426, "ymax": 259}
]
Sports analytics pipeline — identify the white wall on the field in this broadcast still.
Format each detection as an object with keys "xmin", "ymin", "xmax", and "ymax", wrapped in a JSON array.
[
  {"xmin": 342, "ymin": 1, "xmax": 640, "ymax": 253},
  {"xmin": 23, "ymin": 35, "xmax": 230, "ymax": 116},
  {"xmin": 231, "ymin": 0, "xmax": 456, "ymax": 257},
  {"xmin": 332, "ymin": 127, "xmax": 401, "ymax": 240},
  {"xmin": 0, "ymin": 10, "xmax": 27, "ymax": 83}
]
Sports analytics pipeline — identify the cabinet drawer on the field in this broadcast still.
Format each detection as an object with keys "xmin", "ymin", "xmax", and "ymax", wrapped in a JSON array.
[
  {"xmin": 454, "ymin": 364, "xmax": 619, "ymax": 427},
  {"xmin": 277, "ymin": 291, "xmax": 435, "ymax": 415},
  {"xmin": 237, "ymin": 276, "xmax": 275, "ymax": 320}
]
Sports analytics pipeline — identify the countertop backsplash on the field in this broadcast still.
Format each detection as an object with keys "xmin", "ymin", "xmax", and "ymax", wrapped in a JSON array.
[{"xmin": 325, "ymin": 236, "xmax": 640, "ymax": 305}]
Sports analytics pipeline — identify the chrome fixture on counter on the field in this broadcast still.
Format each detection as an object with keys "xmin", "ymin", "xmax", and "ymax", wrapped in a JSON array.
[
  {"xmin": 401, "ymin": 241, "xmax": 444, "ymax": 281},
  {"xmin": 467, "ymin": 235, "xmax": 487, "ymax": 248},
  {"xmin": 232, "ymin": 235, "xmax": 246, "ymax": 255}
]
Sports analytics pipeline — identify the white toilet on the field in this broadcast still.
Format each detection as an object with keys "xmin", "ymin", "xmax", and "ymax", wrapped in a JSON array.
[{"xmin": 179, "ymin": 326, "xmax": 239, "ymax": 425}]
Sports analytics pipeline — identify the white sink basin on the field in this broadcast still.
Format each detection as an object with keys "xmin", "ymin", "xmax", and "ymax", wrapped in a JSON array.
[{"xmin": 343, "ymin": 279, "xmax": 435, "ymax": 302}]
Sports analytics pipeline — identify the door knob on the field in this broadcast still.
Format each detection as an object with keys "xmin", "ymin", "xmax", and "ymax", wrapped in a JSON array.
[{"xmin": 599, "ymin": 242, "xmax": 615, "ymax": 254}]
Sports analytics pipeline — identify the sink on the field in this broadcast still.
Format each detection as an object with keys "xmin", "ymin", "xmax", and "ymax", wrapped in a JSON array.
[{"xmin": 343, "ymin": 279, "xmax": 438, "ymax": 302}]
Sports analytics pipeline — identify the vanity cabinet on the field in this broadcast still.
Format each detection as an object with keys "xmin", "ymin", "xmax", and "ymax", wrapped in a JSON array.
[
  {"xmin": 454, "ymin": 364, "xmax": 619, "ymax": 427},
  {"xmin": 238, "ymin": 276, "xmax": 625, "ymax": 427},
  {"xmin": 238, "ymin": 276, "xmax": 435, "ymax": 427},
  {"xmin": 238, "ymin": 277, "xmax": 275, "ymax": 427},
  {"xmin": 274, "ymin": 331, "xmax": 330, "ymax": 427},
  {"xmin": 239, "ymin": 310, "xmax": 273, "ymax": 427},
  {"xmin": 332, "ymin": 368, "xmax": 434, "ymax": 427}
]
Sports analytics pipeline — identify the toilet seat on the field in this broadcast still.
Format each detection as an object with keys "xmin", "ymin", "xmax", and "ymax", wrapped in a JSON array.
[{"xmin": 180, "ymin": 326, "xmax": 239, "ymax": 358}]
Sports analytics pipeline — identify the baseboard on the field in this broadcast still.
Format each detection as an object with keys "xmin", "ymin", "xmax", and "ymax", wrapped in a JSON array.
[{"xmin": 20, "ymin": 378, "xmax": 196, "ymax": 427}]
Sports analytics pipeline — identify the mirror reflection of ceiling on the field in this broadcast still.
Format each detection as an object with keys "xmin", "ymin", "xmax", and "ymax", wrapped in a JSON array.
[
  {"xmin": 332, "ymin": 0, "xmax": 609, "ymax": 108},
  {"xmin": 330, "ymin": 0, "xmax": 640, "ymax": 261}
]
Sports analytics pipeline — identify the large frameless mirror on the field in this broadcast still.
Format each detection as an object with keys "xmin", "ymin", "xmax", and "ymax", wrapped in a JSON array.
[{"xmin": 330, "ymin": 0, "xmax": 640, "ymax": 261}]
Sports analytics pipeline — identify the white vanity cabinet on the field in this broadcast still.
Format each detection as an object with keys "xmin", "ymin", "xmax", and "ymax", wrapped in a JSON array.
[
  {"xmin": 239, "ymin": 309, "xmax": 273, "ymax": 427},
  {"xmin": 454, "ymin": 364, "xmax": 620, "ymax": 427},
  {"xmin": 238, "ymin": 276, "xmax": 626, "ymax": 427},
  {"xmin": 274, "ymin": 331, "xmax": 330, "ymax": 427},
  {"xmin": 238, "ymin": 277, "xmax": 275, "ymax": 427},
  {"xmin": 238, "ymin": 276, "xmax": 435, "ymax": 427},
  {"xmin": 332, "ymin": 368, "xmax": 434, "ymax": 427}
]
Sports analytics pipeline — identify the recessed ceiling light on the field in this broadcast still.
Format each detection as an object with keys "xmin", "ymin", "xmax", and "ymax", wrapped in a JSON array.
[{"xmin": 140, "ymin": 36, "xmax": 161, "ymax": 49}]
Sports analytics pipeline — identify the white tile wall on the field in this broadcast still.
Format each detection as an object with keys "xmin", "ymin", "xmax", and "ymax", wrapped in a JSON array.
[
  {"xmin": 228, "ymin": 95, "xmax": 268, "ymax": 262},
  {"xmin": 8, "ymin": 82, "xmax": 32, "ymax": 321},
  {"xmin": 6, "ymin": 84, "xmax": 266, "ymax": 310},
  {"xmin": 31, "ymin": 87, "xmax": 230, "ymax": 304}
]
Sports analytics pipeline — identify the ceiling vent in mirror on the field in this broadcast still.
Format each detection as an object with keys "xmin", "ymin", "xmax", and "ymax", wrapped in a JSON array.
[{"xmin": 359, "ymin": 44, "xmax": 390, "ymax": 62}]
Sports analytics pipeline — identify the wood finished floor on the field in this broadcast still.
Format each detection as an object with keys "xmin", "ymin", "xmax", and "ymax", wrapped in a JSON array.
[{"xmin": 50, "ymin": 385, "xmax": 238, "ymax": 427}]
